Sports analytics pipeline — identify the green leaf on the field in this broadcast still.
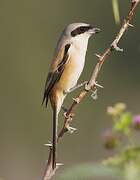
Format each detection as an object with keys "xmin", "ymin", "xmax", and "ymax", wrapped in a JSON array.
[
  {"xmin": 124, "ymin": 147, "xmax": 140, "ymax": 161},
  {"xmin": 103, "ymin": 146, "xmax": 140, "ymax": 167},
  {"xmin": 114, "ymin": 112, "xmax": 132, "ymax": 135},
  {"xmin": 124, "ymin": 161, "xmax": 140, "ymax": 180},
  {"xmin": 59, "ymin": 163, "xmax": 120, "ymax": 180},
  {"xmin": 104, "ymin": 146, "xmax": 140, "ymax": 180},
  {"xmin": 112, "ymin": 0, "xmax": 120, "ymax": 25}
]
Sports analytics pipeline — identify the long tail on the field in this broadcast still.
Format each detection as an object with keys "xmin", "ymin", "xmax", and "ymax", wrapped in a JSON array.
[{"xmin": 52, "ymin": 106, "xmax": 58, "ymax": 169}]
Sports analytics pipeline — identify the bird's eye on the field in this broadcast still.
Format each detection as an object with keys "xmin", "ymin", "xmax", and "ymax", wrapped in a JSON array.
[
  {"xmin": 79, "ymin": 26, "xmax": 85, "ymax": 32},
  {"xmin": 71, "ymin": 26, "xmax": 89, "ymax": 37}
]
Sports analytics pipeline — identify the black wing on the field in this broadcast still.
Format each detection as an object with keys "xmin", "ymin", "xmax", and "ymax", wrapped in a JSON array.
[{"xmin": 42, "ymin": 44, "xmax": 71, "ymax": 107}]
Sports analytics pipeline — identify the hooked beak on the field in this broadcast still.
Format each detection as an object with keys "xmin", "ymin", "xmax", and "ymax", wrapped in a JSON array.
[{"xmin": 89, "ymin": 27, "xmax": 101, "ymax": 34}]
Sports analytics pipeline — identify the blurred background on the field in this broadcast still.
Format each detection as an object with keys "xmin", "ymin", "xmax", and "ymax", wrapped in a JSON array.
[{"xmin": 0, "ymin": 0, "xmax": 140, "ymax": 179}]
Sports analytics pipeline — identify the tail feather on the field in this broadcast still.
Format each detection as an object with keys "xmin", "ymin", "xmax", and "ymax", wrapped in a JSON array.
[
  {"xmin": 42, "ymin": 92, "xmax": 49, "ymax": 107},
  {"xmin": 52, "ymin": 106, "xmax": 58, "ymax": 169}
]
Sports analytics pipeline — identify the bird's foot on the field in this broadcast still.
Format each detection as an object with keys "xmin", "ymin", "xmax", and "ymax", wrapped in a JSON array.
[{"xmin": 64, "ymin": 81, "xmax": 88, "ymax": 94}]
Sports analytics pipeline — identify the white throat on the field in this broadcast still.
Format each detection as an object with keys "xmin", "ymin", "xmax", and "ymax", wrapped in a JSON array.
[{"xmin": 72, "ymin": 34, "xmax": 90, "ymax": 52}]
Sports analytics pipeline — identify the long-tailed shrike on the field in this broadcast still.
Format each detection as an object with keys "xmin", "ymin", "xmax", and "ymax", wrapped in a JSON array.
[{"xmin": 42, "ymin": 23, "xmax": 100, "ymax": 169}]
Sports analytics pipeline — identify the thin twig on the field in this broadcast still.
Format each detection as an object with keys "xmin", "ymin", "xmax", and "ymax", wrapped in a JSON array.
[{"xmin": 42, "ymin": 1, "xmax": 140, "ymax": 179}]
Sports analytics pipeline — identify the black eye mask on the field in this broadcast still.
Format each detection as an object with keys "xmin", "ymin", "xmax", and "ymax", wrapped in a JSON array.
[{"xmin": 71, "ymin": 25, "xmax": 93, "ymax": 37}]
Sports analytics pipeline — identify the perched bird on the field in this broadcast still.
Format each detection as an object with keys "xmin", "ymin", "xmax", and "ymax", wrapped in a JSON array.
[{"xmin": 42, "ymin": 23, "xmax": 100, "ymax": 169}]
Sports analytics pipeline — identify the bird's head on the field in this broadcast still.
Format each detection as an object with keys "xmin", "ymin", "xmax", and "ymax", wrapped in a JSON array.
[
  {"xmin": 64, "ymin": 22, "xmax": 100, "ymax": 39},
  {"xmin": 62, "ymin": 22, "xmax": 101, "ymax": 48}
]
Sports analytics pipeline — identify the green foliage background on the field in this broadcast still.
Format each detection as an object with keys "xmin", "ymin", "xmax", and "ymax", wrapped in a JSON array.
[{"xmin": 0, "ymin": 0, "xmax": 140, "ymax": 180}]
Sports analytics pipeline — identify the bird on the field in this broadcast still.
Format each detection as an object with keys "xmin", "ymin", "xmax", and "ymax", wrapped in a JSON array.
[{"xmin": 42, "ymin": 22, "xmax": 101, "ymax": 169}]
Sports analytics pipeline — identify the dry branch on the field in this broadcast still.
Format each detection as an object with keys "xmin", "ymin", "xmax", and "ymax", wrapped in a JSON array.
[{"xmin": 42, "ymin": 1, "xmax": 140, "ymax": 179}]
